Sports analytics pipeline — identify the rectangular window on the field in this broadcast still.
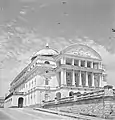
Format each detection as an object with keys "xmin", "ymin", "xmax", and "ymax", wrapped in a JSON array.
[
  {"xmin": 93, "ymin": 63, "xmax": 98, "ymax": 69},
  {"xmin": 81, "ymin": 60, "xmax": 85, "ymax": 67},
  {"xmin": 74, "ymin": 60, "xmax": 79, "ymax": 66},
  {"xmin": 66, "ymin": 71, "xmax": 72, "ymax": 86},
  {"xmin": 66, "ymin": 58, "xmax": 72, "ymax": 65},
  {"xmin": 75, "ymin": 71, "xmax": 79, "ymax": 87},
  {"xmin": 59, "ymin": 72, "xmax": 61, "ymax": 86},
  {"xmin": 87, "ymin": 61, "xmax": 91, "ymax": 68}
]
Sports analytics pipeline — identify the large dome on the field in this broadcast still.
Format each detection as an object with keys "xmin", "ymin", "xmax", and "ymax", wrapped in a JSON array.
[{"xmin": 31, "ymin": 44, "xmax": 59, "ymax": 61}]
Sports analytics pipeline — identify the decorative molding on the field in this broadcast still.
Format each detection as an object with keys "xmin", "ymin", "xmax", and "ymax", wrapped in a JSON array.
[{"xmin": 66, "ymin": 48, "xmax": 100, "ymax": 60}]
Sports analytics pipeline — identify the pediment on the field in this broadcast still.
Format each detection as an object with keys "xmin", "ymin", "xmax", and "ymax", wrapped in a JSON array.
[{"xmin": 61, "ymin": 44, "xmax": 102, "ymax": 60}]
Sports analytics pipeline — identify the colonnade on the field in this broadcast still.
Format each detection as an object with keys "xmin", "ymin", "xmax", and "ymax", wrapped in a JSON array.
[
  {"xmin": 60, "ymin": 57, "xmax": 102, "ymax": 69},
  {"xmin": 60, "ymin": 57, "xmax": 102, "ymax": 88},
  {"xmin": 61, "ymin": 69, "xmax": 102, "ymax": 88}
]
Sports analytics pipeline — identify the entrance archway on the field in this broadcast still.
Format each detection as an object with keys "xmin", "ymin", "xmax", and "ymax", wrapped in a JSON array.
[{"xmin": 18, "ymin": 97, "xmax": 23, "ymax": 108}]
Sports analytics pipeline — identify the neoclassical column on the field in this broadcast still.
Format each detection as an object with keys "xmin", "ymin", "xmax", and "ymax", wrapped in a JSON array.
[
  {"xmin": 79, "ymin": 71, "xmax": 82, "ymax": 86},
  {"xmin": 61, "ymin": 69, "xmax": 66, "ymax": 86},
  {"xmin": 61, "ymin": 57, "xmax": 66, "ymax": 64},
  {"xmin": 72, "ymin": 70, "xmax": 75, "ymax": 86},
  {"xmin": 85, "ymin": 60, "xmax": 87, "ymax": 67},
  {"xmin": 85, "ymin": 72, "xmax": 88, "ymax": 86},
  {"xmin": 92, "ymin": 73, "xmax": 95, "ymax": 87},
  {"xmin": 79, "ymin": 60, "xmax": 81, "ymax": 67},
  {"xmin": 91, "ymin": 61, "xmax": 93, "ymax": 68}
]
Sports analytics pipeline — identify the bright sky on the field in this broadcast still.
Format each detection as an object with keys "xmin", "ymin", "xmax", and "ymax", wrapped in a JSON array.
[{"xmin": 0, "ymin": 0, "xmax": 115, "ymax": 97}]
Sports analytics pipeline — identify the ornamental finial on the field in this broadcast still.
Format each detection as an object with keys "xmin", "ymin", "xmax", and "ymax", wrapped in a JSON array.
[{"xmin": 46, "ymin": 43, "xmax": 49, "ymax": 48}]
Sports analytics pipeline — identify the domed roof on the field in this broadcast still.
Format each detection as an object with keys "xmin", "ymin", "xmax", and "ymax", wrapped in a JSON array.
[{"xmin": 31, "ymin": 44, "xmax": 59, "ymax": 61}]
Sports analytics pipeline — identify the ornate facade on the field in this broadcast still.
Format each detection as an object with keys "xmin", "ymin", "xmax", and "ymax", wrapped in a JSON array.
[{"xmin": 4, "ymin": 43, "xmax": 107, "ymax": 108}]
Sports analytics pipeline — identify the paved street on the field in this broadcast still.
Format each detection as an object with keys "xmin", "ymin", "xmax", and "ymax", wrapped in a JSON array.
[{"xmin": 0, "ymin": 108, "xmax": 75, "ymax": 120}]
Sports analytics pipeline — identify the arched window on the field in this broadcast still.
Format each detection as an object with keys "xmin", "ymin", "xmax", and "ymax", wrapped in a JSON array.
[
  {"xmin": 69, "ymin": 91, "xmax": 74, "ymax": 96},
  {"xmin": 44, "ymin": 61, "xmax": 50, "ymax": 64},
  {"xmin": 56, "ymin": 92, "xmax": 61, "ymax": 99}
]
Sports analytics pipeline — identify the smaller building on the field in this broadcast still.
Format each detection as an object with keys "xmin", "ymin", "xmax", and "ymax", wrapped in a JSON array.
[{"xmin": 0, "ymin": 97, "xmax": 4, "ymax": 108}]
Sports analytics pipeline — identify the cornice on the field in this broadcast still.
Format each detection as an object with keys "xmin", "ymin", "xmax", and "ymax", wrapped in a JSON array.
[{"xmin": 56, "ymin": 64, "xmax": 104, "ymax": 73}]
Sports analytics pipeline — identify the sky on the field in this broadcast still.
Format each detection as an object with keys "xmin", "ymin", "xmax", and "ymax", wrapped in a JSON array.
[{"xmin": 0, "ymin": 0, "xmax": 115, "ymax": 97}]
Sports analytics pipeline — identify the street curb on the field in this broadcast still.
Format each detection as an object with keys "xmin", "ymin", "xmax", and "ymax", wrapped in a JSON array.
[{"xmin": 34, "ymin": 108, "xmax": 105, "ymax": 120}]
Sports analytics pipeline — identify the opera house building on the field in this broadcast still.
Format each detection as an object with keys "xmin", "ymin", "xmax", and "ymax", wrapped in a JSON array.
[{"xmin": 4, "ymin": 43, "xmax": 107, "ymax": 108}]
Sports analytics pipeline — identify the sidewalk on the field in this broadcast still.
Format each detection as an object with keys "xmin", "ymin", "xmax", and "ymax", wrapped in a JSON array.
[{"xmin": 34, "ymin": 108, "xmax": 106, "ymax": 120}]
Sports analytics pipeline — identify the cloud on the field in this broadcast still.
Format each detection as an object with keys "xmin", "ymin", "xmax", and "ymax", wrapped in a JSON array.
[{"xmin": 39, "ymin": 4, "xmax": 49, "ymax": 9}]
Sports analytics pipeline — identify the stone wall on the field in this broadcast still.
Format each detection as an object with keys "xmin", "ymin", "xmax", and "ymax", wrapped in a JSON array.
[
  {"xmin": 44, "ymin": 96, "xmax": 115, "ymax": 119},
  {"xmin": 43, "ymin": 86, "xmax": 115, "ymax": 119}
]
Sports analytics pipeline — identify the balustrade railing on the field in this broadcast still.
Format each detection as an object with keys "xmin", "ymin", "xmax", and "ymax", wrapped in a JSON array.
[{"xmin": 43, "ymin": 89, "xmax": 105, "ymax": 106}]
